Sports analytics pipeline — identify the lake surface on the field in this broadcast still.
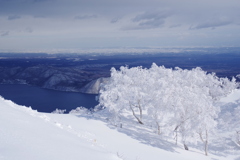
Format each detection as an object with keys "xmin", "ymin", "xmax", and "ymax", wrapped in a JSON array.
[{"xmin": 0, "ymin": 84, "xmax": 98, "ymax": 113}]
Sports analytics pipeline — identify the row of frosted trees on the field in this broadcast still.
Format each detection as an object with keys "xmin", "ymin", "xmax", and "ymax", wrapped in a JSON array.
[{"xmin": 97, "ymin": 63, "xmax": 238, "ymax": 155}]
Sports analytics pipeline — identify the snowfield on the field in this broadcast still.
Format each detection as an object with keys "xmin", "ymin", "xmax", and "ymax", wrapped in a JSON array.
[{"xmin": 0, "ymin": 90, "xmax": 240, "ymax": 160}]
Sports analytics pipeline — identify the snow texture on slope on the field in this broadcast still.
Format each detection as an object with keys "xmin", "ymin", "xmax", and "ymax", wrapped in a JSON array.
[
  {"xmin": 1, "ymin": 93, "xmax": 240, "ymax": 160},
  {"xmin": 0, "ymin": 96, "xmax": 120, "ymax": 160}
]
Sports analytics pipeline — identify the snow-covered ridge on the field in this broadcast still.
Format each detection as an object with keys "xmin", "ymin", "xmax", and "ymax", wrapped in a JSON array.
[
  {"xmin": 1, "ymin": 93, "xmax": 240, "ymax": 160},
  {"xmin": 80, "ymin": 77, "xmax": 109, "ymax": 94}
]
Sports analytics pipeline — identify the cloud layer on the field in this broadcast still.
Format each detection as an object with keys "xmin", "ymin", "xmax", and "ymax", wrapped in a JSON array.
[{"xmin": 0, "ymin": 0, "xmax": 240, "ymax": 51}]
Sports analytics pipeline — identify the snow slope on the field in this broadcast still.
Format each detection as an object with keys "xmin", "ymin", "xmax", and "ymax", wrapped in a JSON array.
[
  {"xmin": 0, "ymin": 93, "xmax": 240, "ymax": 160},
  {"xmin": 0, "ymin": 97, "xmax": 120, "ymax": 160},
  {"xmin": 220, "ymin": 89, "xmax": 240, "ymax": 104}
]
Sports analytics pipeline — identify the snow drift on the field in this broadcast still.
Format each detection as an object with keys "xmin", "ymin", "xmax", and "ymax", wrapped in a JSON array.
[{"xmin": 1, "ymin": 92, "xmax": 240, "ymax": 160}]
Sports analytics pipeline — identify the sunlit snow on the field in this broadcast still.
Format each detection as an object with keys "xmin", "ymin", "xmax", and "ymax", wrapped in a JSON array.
[{"xmin": 0, "ymin": 91, "xmax": 240, "ymax": 160}]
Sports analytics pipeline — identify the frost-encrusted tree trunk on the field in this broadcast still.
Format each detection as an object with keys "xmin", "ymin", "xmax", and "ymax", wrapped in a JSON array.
[
  {"xmin": 174, "ymin": 120, "xmax": 190, "ymax": 150},
  {"xmin": 199, "ymin": 130, "xmax": 209, "ymax": 156},
  {"xmin": 173, "ymin": 109, "xmax": 196, "ymax": 150},
  {"xmin": 148, "ymin": 105, "xmax": 166, "ymax": 135},
  {"xmin": 129, "ymin": 100, "xmax": 144, "ymax": 124},
  {"xmin": 174, "ymin": 126, "xmax": 178, "ymax": 145},
  {"xmin": 195, "ymin": 106, "xmax": 219, "ymax": 156}
]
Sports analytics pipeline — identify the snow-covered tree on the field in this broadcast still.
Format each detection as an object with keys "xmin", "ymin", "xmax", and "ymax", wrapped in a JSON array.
[
  {"xmin": 97, "ymin": 63, "xmax": 238, "ymax": 155},
  {"xmin": 147, "ymin": 64, "xmax": 175, "ymax": 135},
  {"xmin": 98, "ymin": 66, "xmax": 151, "ymax": 125},
  {"xmin": 69, "ymin": 106, "xmax": 92, "ymax": 115},
  {"xmin": 51, "ymin": 108, "xmax": 66, "ymax": 114}
]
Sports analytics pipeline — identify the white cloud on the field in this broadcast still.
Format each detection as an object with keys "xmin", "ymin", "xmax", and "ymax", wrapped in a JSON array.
[
  {"xmin": 7, "ymin": 15, "xmax": 21, "ymax": 20},
  {"xmin": 0, "ymin": 0, "xmax": 240, "ymax": 51},
  {"xmin": 129, "ymin": 10, "xmax": 172, "ymax": 30},
  {"xmin": 0, "ymin": 31, "xmax": 9, "ymax": 37},
  {"xmin": 169, "ymin": 24, "xmax": 181, "ymax": 28},
  {"xmin": 190, "ymin": 18, "xmax": 233, "ymax": 30},
  {"xmin": 25, "ymin": 27, "xmax": 33, "ymax": 33},
  {"xmin": 74, "ymin": 15, "xmax": 98, "ymax": 20}
]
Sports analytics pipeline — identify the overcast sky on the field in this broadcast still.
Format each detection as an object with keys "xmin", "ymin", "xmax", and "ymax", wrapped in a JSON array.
[{"xmin": 0, "ymin": 0, "xmax": 240, "ymax": 52}]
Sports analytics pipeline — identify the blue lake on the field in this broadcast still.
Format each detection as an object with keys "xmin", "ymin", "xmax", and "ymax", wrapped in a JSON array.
[{"xmin": 0, "ymin": 84, "xmax": 98, "ymax": 113}]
